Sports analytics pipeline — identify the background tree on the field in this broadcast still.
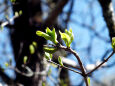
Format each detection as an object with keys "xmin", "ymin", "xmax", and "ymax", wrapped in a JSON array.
[{"xmin": 0, "ymin": 0, "xmax": 115, "ymax": 86}]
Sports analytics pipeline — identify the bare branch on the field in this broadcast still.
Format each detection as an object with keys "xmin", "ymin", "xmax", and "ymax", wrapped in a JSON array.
[
  {"xmin": 98, "ymin": 0, "xmax": 115, "ymax": 39},
  {"xmin": 44, "ymin": 0, "xmax": 69, "ymax": 25},
  {"xmin": 87, "ymin": 51, "xmax": 115, "ymax": 75},
  {"xmin": 47, "ymin": 60, "xmax": 82, "ymax": 75}
]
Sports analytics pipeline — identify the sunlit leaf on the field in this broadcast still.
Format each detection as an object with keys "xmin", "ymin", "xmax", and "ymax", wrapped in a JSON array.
[
  {"xmin": 44, "ymin": 52, "xmax": 52, "ymax": 60},
  {"xmin": 43, "ymin": 47, "xmax": 57, "ymax": 54},
  {"xmin": 52, "ymin": 28, "xmax": 58, "ymax": 44},
  {"xmin": 112, "ymin": 37, "xmax": 115, "ymax": 51},
  {"xmin": 46, "ymin": 27, "xmax": 52, "ymax": 35},
  {"xmin": 88, "ymin": 77, "xmax": 90, "ymax": 86},
  {"xmin": 46, "ymin": 27, "xmax": 58, "ymax": 44},
  {"xmin": 36, "ymin": 31, "xmax": 51, "ymax": 40},
  {"xmin": 59, "ymin": 31, "xmax": 70, "ymax": 47},
  {"xmin": 58, "ymin": 56, "xmax": 63, "ymax": 66},
  {"xmin": 36, "ymin": 28, "xmax": 58, "ymax": 44},
  {"xmin": 65, "ymin": 28, "xmax": 74, "ymax": 46}
]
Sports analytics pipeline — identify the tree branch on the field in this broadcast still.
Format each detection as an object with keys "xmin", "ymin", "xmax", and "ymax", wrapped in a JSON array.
[
  {"xmin": 0, "ymin": 68, "xmax": 14, "ymax": 85},
  {"xmin": 44, "ymin": 0, "xmax": 69, "ymax": 25},
  {"xmin": 98, "ymin": 0, "xmax": 115, "ymax": 39},
  {"xmin": 87, "ymin": 51, "xmax": 115, "ymax": 75},
  {"xmin": 47, "ymin": 60, "xmax": 82, "ymax": 75},
  {"xmin": 56, "ymin": 44, "xmax": 89, "ymax": 86}
]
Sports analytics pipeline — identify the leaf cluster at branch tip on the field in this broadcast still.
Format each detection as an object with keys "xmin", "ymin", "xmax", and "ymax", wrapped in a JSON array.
[
  {"xmin": 112, "ymin": 37, "xmax": 115, "ymax": 51},
  {"xmin": 36, "ymin": 27, "xmax": 58, "ymax": 44},
  {"xmin": 59, "ymin": 28, "xmax": 74, "ymax": 47}
]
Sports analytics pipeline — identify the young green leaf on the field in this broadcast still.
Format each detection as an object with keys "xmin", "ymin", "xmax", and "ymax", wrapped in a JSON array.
[
  {"xmin": 88, "ymin": 77, "xmax": 90, "ymax": 86},
  {"xmin": 51, "ymin": 28, "xmax": 58, "ymax": 44},
  {"xmin": 36, "ymin": 31, "xmax": 51, "ymax": 40},
  {"xmin": 65, "ymin": 28, "xmax": 74, "ymax": 46},
  {"xmin": 46, "ymin": 27, "xmax": 52, "ymax": 35},
  {"xmin": 44, "ymin": 52, "xmax": 52, "ymax": 60},
  {"xmin": 23, "ymin": 56, "xmax": 28, "ymax": 64},
  {"xmin": 5, "ymin": 62, "xmax": 9, "ymax": 67},
  {"xmin": 59, "ymin": 31, "xmax": 70, "ymax": 47},
  {"xmin": 37, "ymin": 28, "xmax": 58, "ymax": 44},
  {"xmin": 43, "ymin": 47, "xmax": 57, "ymax": 54},
  {"xmin": 46, "ymin": 27, "xmax": 58, "ymax": 44},
  {"xmin": 112, "ymin": 37, "xmax": 115, "ymax": 51},
  {"xmin": 58, "ymin": 56, "xmax": 63, "ymax": 66},
  {"xmin": 29, "ymin": 44, "xmax": 35, "ymax": 54}
]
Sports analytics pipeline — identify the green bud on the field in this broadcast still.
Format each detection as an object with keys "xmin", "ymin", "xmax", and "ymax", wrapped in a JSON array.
[
  {"xmin": 29, "ymin": 44, "xmax": 35, "ymax": 54},
  {"xmin": 32, "ymin": 41, "xmax": 37, "ymax": 48},
  {"xmin": 59, "ymin": 31, "xmax": 70, "ymax": 47},
  {"xmin": 23, "ymin": 56, "xmax": 28, "ymax": 64},
  {"xmin": 19, "ymin": 10, "xmax": 23, "ymax": 15}
]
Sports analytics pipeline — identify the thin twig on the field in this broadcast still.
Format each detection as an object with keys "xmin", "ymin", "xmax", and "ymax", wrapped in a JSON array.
[
  {"xmin": 58, "ymin": 45, "xmax": 89, "ymax": 86},
  {"xmin": 87, "ymin": 51, "xmax": 115, "ymax": 75},
  {"xmin": 47, "ymin": 44, "xmax": 89, "ymax": 86},
  {"xmin": 47, "ymin": 60, "xmax": 82, "ymax": 75}
]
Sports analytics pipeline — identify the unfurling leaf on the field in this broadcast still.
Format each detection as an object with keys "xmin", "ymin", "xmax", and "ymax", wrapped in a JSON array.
[
  {"xmin": 58, "ymin": 56, "xmax": 63, "ymax": 66},
  {"xmin": 46, "ymin": 27, "xmax": 52, "ymax": 35},
  {"xmin": 36, "ymin": 28, "xmax": 58, "ymax": 44},
  {"xmin": 43, "ymin": 47, "xmax": 57, "ymax": 54},
  {"xmin": 59, "ymin": 28, "xmax": 74, "ymax": 47},
  {"xmin": 59, "ymin": 31, "xmax": 70, "ymax": 47},
  {"xmin": 46, "ymin": 27, "xmax": 58, "ymax": 44},
  {"xmin": 44, "ymin": 52, "xmax": 52, "ymax": 60},
  {"xmin": 23, "ymin": 56, "xmax": 28, "ymax": 64},
  {"xmin": 65, "ymin": 28, "xmax": 74, "ymax": 45},
  {"xmin": 36, "ymin": 31, "xmax": 51, "ymax": 40},
  {"xmin": 29, "ymin": 44, "xmax": 35, "ymax": 54},
  {"xmin": 51, "ymin": 28, "xmax": 58, "ymax": 44},
  {"xmin": 112, "ymin": 37, "xmax": 115, "ymax": 51}
]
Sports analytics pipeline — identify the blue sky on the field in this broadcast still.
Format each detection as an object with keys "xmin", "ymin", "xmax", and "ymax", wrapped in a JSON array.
[{"xmin": 0, "ymin": 0, "xmax": 115, "ymax": 86}]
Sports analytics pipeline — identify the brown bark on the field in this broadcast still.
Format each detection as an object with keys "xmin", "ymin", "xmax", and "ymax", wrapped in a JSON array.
[
  {"xmin": 98, "ymin": 0, "xmax": 115, "ymax": 39},
  {"xmin": 10, "ymin": 0, "xmax": 70, "ymax": 86}
]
